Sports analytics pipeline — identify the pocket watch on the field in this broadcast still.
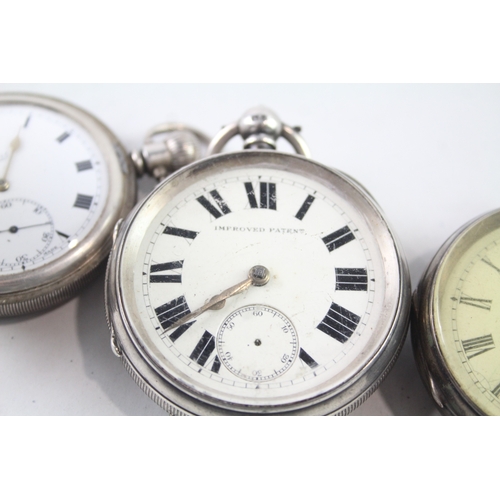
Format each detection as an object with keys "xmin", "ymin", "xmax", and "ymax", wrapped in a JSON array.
[
  {"xmin": 412, "ymin": 209, "xmax": 500, "ymax": 416},
  {"xmin": 0, "ymin": 92, "xmax": 204, "ymax": 317},
  {"xmin": 105, "ymin": 107, "xmax": 411, "ymax": 416}
]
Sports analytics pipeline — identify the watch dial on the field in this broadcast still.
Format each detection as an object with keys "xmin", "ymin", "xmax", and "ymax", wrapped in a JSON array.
[
  {"xmin": 0, "ymin": 103, "xmax": 109, "ymax": 274},
  {"xmin": 118, "ymin": 155, "xmax": 402, "ymax": 413},
  {"xmin": 434, "ymin": 213, "xmax": 500, "ymax": 415}
]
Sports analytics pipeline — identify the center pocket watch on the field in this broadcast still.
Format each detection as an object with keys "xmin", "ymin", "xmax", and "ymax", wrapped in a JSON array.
[
  {"xmin": 0, "ymin": 92, "xmax": 205, "ymax": 317},
  {"xmin": 105, "ymin": 107, "xmax": 412, "ymax": 415},
  {"xmin": 412, "ymin": 209, "xmax": 500, "ymax": 416}
]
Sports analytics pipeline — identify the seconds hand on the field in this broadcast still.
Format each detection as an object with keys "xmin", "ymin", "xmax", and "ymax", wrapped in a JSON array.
[
  {"xmin": 0, "ymin": 221, "xmax": 52, "ymax": 233},
  {"xmin": 164, "ymin": 265, "xmax": 270, "ymax": 332}
]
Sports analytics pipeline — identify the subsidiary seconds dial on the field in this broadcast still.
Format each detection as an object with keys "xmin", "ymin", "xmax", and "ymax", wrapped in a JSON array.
[
  {"xmin": 0, "ymin": 198, "xmax": 54, "ymax": 269},
  {"xmin": 217, "ymin": 304, "xmax": 299, "ymax": 382}
]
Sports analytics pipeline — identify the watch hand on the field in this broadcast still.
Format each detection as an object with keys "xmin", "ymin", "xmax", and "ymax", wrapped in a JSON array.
[
  {"xmin": 165, "ymin": 265, "xmax": 270, "ymax": 332},
  {"xmin": 0, "ymin": 127, "xmax": 22, "ymax": 192},
  {"xmin": 0, "ymin": 221, "xmax": 51, "ymax": 234}
]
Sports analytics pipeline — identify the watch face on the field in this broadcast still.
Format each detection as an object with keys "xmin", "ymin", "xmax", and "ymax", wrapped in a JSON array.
[
  {"xmin": 0, "ymin": 101, "xmax": 109, "ymax": 274},
  {"xmin": 113, "ymin": 151, "xmax": 407, "ymax": 415},
  {"xmin": 432, "ymin": 210, "xmax": 500, "ymax": 415}
]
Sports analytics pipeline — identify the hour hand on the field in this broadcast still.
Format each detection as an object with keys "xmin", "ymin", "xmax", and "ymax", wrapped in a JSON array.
[
  {"xmin": 164, "ymin": 265, "xmax": 270, "ymax": 332},
  {"xmin": 0, "ymin": 127, "xmax": 22, "ymax": 192}
]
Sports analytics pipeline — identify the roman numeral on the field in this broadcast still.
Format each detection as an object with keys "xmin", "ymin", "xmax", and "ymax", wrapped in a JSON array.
[
  {"xmin": 317, "ymin": 302, "xmax": 360, "ymax": 344},
  {"xmin": 150, "ymin": 260, "xmax": 183, "ymax": 283},
  {"xmin": 190, "ymin": 331, "xmax": 216, "ymax": 367},
  {"xmin": 57, "ymin": 131, "xmax": 71, "ymax": 143},
  {"xmin": 299, "ymin": 348, "xmax": 318, "ymax": 369},
  {"xmin": 155, "ymin": 295, "xmax": 191, "ymax": 330},
  {"xmin": 163, "ymin": 226, "xmax": 199, "ymax": 240},
  {"xmin": 197, "ymin": 190, "xmax": 231, "ymax": 219},
  {"xmin": 462, "ymin": 334, "xmax": 495, "ymax": 359},
  {"xmin": 76, "ymin": 160, "xmax": 93, "ymax": 172},
  {"xmin": 458, "ymin": 294, "xmax": 492, "ymax": 311},
  {"xmin": 492, "ymin": 382, "xmax": 500, "ymax": 398},
  {"xmin": 168, "ymin": 321, "xmax": 195, "ymax": 343},
  {"xmin": 56, "ymin": 230, "xmax": 69, "ymax": 239},
  {"xmin": 322, "ymin": 226, "xmax": 355, "ymax": 252},
  {"xmin": 73, "ymin": 194, "xmax": 93, "ymax": 210},
  {"xmin": 335, "ymin": 268, "xmax": 368, "ymax": 291},
  {"xmin": 295, "ymin": 195, "xmax": 315, "ymax": 220},
  {"xmin": 244, "ymin": 182, "xmax": 277, "ymax": 210},
  {"xmin": 211, "ymin": 355, "xmax": 222, "ymax": 373},
  {"xmin": 481, "ymin": 256, "xmax": 500, "ymax": 275}
]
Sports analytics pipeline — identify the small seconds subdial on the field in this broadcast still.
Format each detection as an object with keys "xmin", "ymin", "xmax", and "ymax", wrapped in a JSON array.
[
  {"xmin": 0, "ymin": 198, "xmax": 54, "ymax": 270},
  {"xmin": 217, "ymin": 305, "xmax": 298, "ymax": 382}
]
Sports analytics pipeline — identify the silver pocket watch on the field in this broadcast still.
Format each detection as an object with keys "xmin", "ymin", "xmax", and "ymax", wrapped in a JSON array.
[
  {"xmin": 105, "ymin": 107, "xmax": 412, "ymax": 415},
  {"xmin": 412, "ymin": 208, "xmax": 500, "ymax": 416},
  {"xmin": 0, "ymin": 93, "xmax": 205, "ymax": 317}
]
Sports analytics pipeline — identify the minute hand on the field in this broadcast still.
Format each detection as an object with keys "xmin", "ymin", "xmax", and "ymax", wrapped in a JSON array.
[{"xmin": 165, "ymin": 264, "xmax": 270, "ymax": 333}]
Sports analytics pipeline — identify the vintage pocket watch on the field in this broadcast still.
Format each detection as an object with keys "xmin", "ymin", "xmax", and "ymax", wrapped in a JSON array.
[
  {"xmin": 0, "ymin": 93, "xmax": 204, "ymax": 317},
  {"xmin": 412, "ymin": 209, "xmax": 500, "ymax": 416},
  {"xmin": 105, "ymin": 107, "xmax": 411, "ymax": 415}
]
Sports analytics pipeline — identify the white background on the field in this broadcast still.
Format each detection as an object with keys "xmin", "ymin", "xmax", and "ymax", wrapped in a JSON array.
[
  {"xmin": 1, "ymin": 83, "xmax": 499, "ymax": 416},
  {"xmin": 1, "ymin": 2, "xmax": 500, "ymax": 498}
]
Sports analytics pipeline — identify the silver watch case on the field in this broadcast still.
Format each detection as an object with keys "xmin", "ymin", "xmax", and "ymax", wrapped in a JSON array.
[
  {"xmin": 0, "ymin": 93, "xmax": 136, "ymax": 317},
  {"xmin": 106, "ymin": 150, "xmax": 411, "ymax": 415}
]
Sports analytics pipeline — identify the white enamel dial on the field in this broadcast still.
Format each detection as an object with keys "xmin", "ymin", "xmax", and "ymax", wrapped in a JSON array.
[
  {"xmin": 0, "ymin": 102, "xmax": 109, "ymax": 274},
  {"xmin": 112, "ymin": 151, "xmax": 407, "ymax": 414}
]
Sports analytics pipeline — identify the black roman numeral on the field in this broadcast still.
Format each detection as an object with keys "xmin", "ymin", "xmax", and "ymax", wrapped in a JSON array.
[
  {"xmin": 244, "ymin": 182, "xmax": 277, "ymax": 210},
  {"xmin": 492, "ymin": 382, "xmax": 500, "ymax": 398},
  {"xmin": 481, "ymin": 256, "xmax": 500, "ymax": 274},
  {"xmin": 163, "ymin": 226, "xmax": 199, "ymax": 240},
  {"xmin": 56, "ymin": 230, "xmax": 69, "ymax": 239},
  {"xmin": 197, "ymin": 190, "xmax": 231, "ymax": 219},
  {"xmin": 462, "ymin": 334, "xmax": 495, "ymax": 359},
  {"xmin": 458, "ymin": 294, "xmax": 492, "ymax": 311},
  {"xmin": 73, "ymin": 194, "xmax": 93, "ymax": 210},
  {"xmin": 211, "ymin": 355, "xmax": 222, "ymax": 373},
  {"xmin": 299, "ymin": 348, "xmax": 318, "ymax": 369},
  {"xmin": 155, "ymin": 295, "xmax": 191, "ymax": 330},
  {"xmin": 57, "ymin": 131, "xmax": 71, "ymax": 143},
  {"xmin": 150, "ymin": 260, "xmax": 183, "ymax": 283},
  {"xmin": 76, "ymin": 160, "xmax": 93, "ymax": 172},
  {"xmin": 295, "ymin": 195, "xmax": 315, "ymax": 220},
  {"xmin": 322, "ymin": 226, "xmax": 355, "ymax": 252},
  {"xmin": 190, "ymin": 331, "xmax": 216, "ymax": 367},
  {"xmin": 317, "ymin": 302, "xmax": 360, "ymax": 343},
  {"xmin": 335, "ymin": 268, "xmax": 368, "ymax": 291},
  {"xmin": 168, "ymin": 321, "xmax": 195, "ymax": 343}
]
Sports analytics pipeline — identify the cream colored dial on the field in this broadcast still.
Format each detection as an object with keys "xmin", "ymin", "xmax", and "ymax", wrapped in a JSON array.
[{"xmin": 434, "ymin": 216, "xmax": 500, "ymax": 415}]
